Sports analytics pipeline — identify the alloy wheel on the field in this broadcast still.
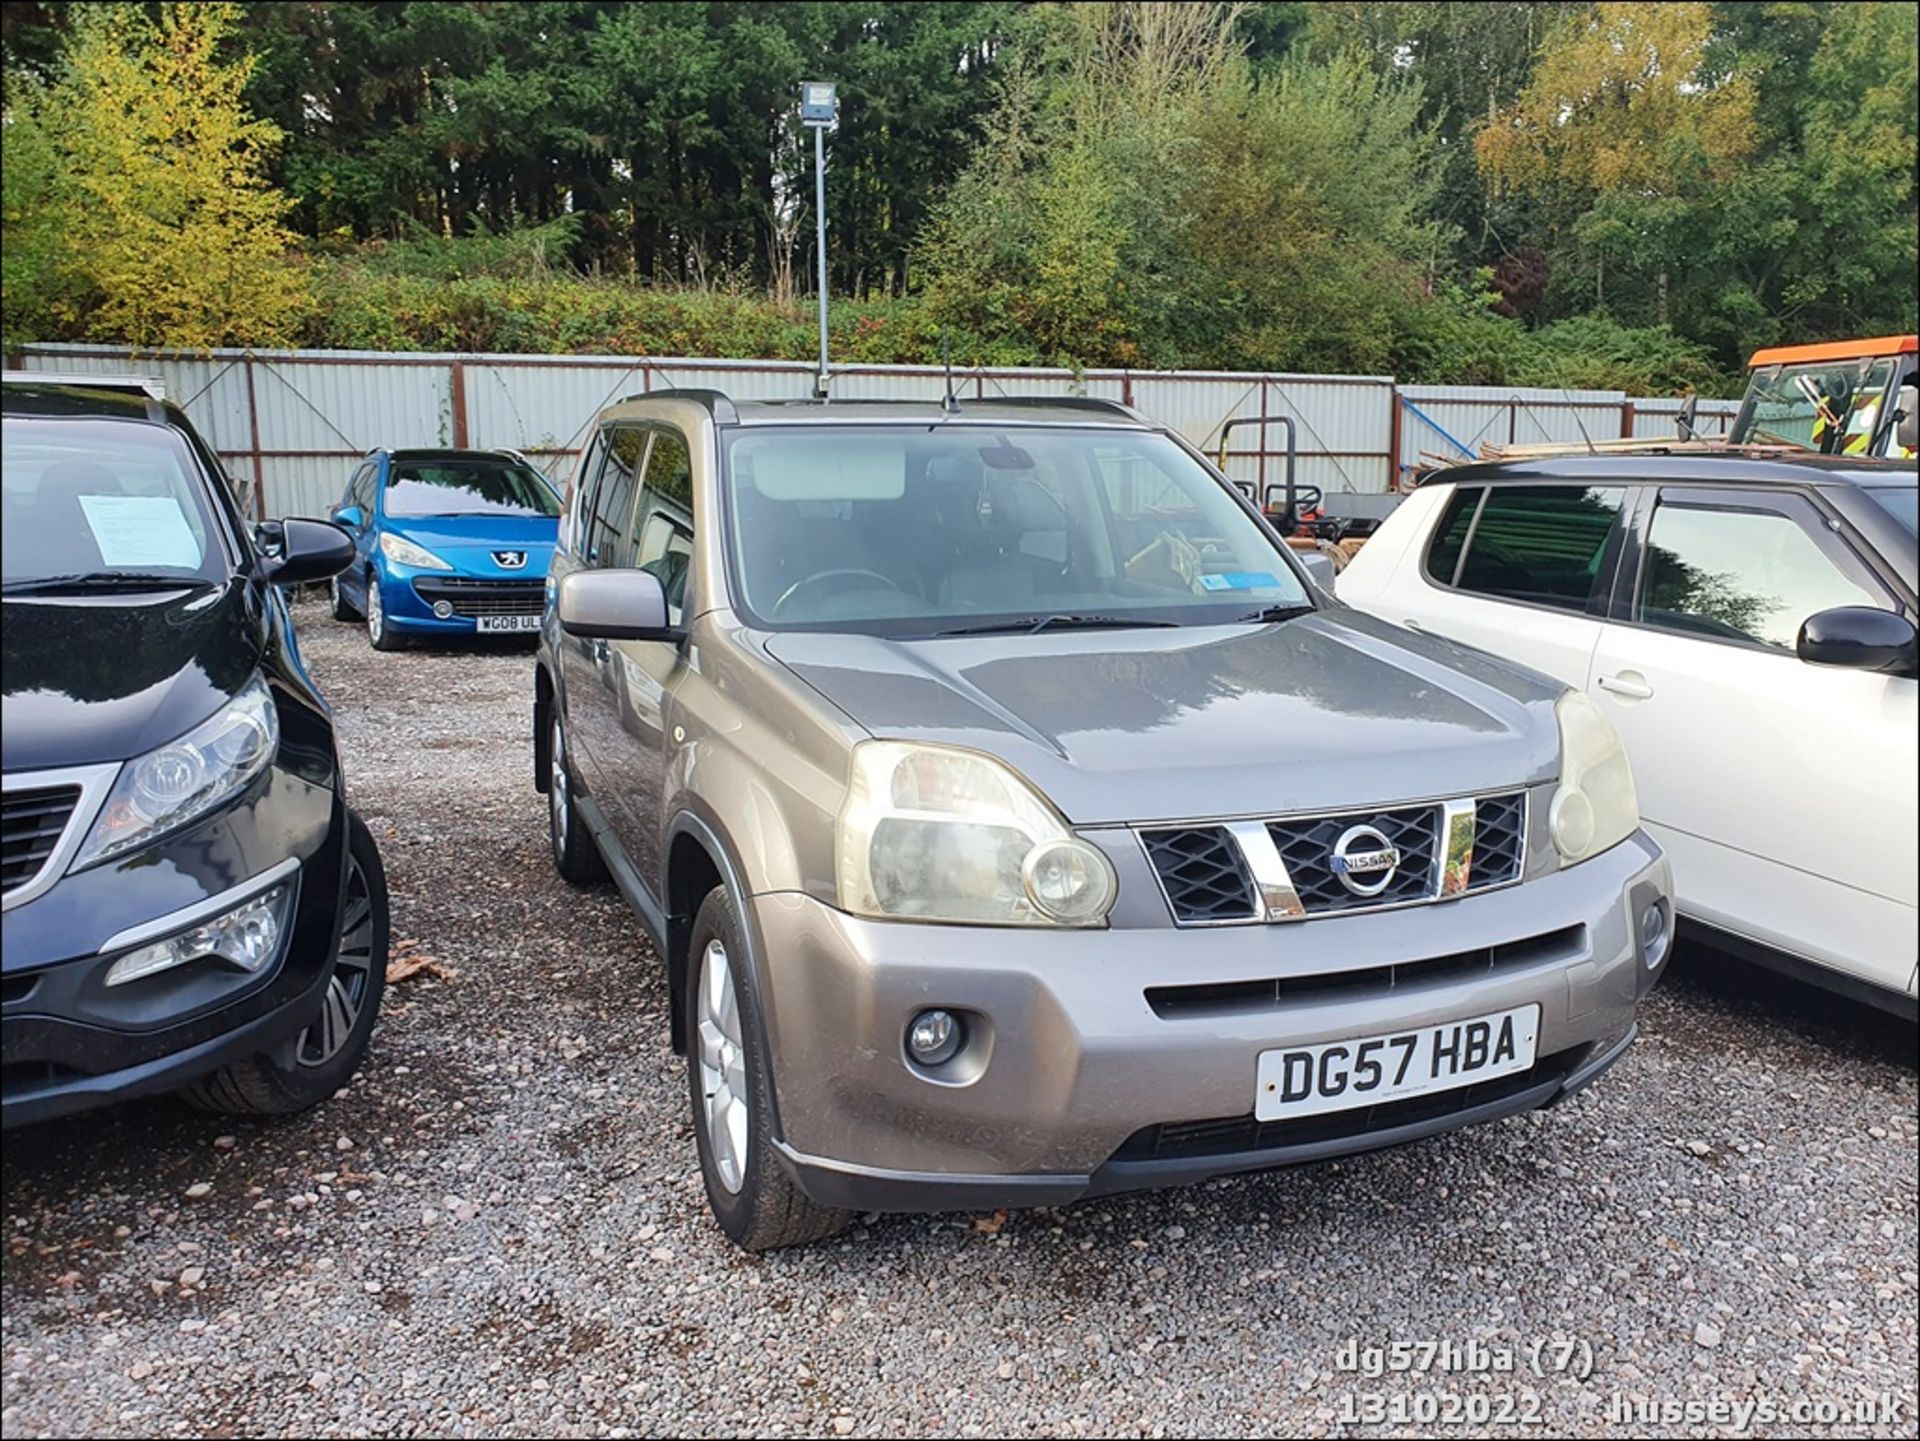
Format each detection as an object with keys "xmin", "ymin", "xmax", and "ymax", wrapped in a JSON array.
[
  {"xmin": 298, "ymin": 846, "xmax": 377, "ymax": 1066},
  {"xmin": 550, "ymin": 715, "xmax": 569, "ymax": 847},
  {"xmin": 366, "ymin": 576, "xmax": 384, "ymax": 646},
  {"xmin": 695, "ymin": 938, "xmax": 749, "ymax": 1194}
]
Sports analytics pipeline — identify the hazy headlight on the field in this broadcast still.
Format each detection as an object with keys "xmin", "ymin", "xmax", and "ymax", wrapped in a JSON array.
[
  {"xmin": 836, "ymin": 741, "xmax": 1116, "ymax": 927},
  {"xmin": 104, "ymin": 884, "xmax": 291, "ymax": 987},
  {"xmin": 71, "ymin": 676, "xmax": 279, "ymax": 870},
  {"xmin": 1550, "ymin": 692, "xmax": 1639, "ymax": 864},
  {"xmin": 379, "ymin": 533, "xmax": 452, "ymax": 571}
]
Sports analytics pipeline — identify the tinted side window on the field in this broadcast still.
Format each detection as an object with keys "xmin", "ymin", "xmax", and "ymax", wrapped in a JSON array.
[
  {"xmin": 1423, "ymin": 486, "xmax": 1481, "ymax": 585},
  {"xmin": 634, "ymin": 429, "xmax": 694, "ymax": 623},
  {"xmin": 586, "ymin": 427, "xmax": 648, "ymax": 567},
  {"xmin": 565, "ymin": 431, "xmax": 609, "ymax": 554},
  {"xmin": 1455, "ymin": 486, "xmax": 1625, "ymax": 612},
  {"xmin": 1637, "ymin": 501, "xmax": 1883, "ymax": 649}
]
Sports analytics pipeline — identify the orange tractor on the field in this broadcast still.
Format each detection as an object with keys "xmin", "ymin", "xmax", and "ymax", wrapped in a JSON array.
[{"xmin": 1729, "ymin": 334, "xmax": 1918, "ymax": 458}]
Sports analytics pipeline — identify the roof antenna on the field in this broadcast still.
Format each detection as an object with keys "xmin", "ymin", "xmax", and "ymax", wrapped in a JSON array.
[
  {"xmin": 941, "ymin": 328, "xmax": 960, "ymax": 414},
  {"xmin": 1561, "ymin": 389, "xmax": 1599, "ymax": 455}
]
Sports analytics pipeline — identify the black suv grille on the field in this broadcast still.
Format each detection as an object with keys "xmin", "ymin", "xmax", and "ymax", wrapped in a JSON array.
[
  {"xmin": 1268, "ymin": 803, "xmax": 1439, "ymax": 914},
  {"xmin": 1140, "ymin": 792, "xmax": 1528, "ymax": 925},
  {"xmin": 411, "ymin": 577, "xmax": 545, "ymax": 617},
  {"xmin": 2, "ymin": 786, "xmax": 80, "ymax": 894},
  {"xmin": 1110, "ymin": 1045, "xmax": 1585, "ymax": 1162},
  {"xmin": 1466, "ymin": 791, "xmax": 1525, "ymax": 891},
  {"xmin": 1140, "ymin": 827, "xmax": 1255, "ymax": 924}
]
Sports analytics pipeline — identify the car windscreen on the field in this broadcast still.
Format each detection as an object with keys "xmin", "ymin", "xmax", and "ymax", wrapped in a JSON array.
[
  {"xmin": 1865, "ymin": 486, "xmax": 1917, "ymax": 535},
  {"xmin": 1734, "ymin": 358, "xmax": 1896, "ymax": 453},
  {"xmin": 384, "ymin": 459, "xmax": 560, "ymax": 518},
  {"xmin": 1, "ymin": 417, "xmax": 226, "ymax": 587},
  {"xmin": 722, "ymin": 425, "xmax": 1310, "ymax": 634}
]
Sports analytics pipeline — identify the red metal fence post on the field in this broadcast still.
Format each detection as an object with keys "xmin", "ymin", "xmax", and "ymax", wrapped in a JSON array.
[
  {"xmin": 243, "ymin": 353, "xmax": 266, "ymax": 521},
  {"xmin": 450, "ymin": 361, "xmax": 470, "ymax": 447},
  {"xmin": 1387, "ymin": 386, "xmax": 1403, "ymax": 491}
]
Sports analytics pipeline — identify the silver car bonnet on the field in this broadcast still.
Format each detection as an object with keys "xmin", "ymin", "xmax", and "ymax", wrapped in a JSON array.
[{"xmin": 764, "ymin": 607, "xmax": 1564, "ymax": 825}]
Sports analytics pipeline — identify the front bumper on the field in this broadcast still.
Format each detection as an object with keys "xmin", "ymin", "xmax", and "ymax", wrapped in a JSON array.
[
  {"xmin": 376, "ymin": 562, "xmax": 546, "ymax": 635},
  {"xmin": 753, "ymin": 831, "xmax": 1670, "ymax": 1212},
  {"xmin": 1, "ymin": 764, "xmax": 347, "ymax": 1128}
]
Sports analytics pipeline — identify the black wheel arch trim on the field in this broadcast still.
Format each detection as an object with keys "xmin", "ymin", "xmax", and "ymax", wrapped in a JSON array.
[{"xmin": 664, "ymin": 806, "xmax": 789, "ymax": 1148}]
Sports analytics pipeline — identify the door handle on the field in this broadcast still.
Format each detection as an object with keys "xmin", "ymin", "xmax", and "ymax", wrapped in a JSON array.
[
  {"xmin": 1401, "ymin": 617, "xmax": 1425, "ymax": 633},
  {"xmin": 1597, "ymin": 672, "xmax": 1654, "ymax": 700}
]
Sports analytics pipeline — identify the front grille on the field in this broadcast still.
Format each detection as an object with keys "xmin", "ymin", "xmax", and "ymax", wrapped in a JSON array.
[
  {"xmin": 1144, "ymin": 924, "xmax": 1585, "ymax": 1019},
  {"xmin": 1139, "ymin": 790, "xmax": 1529, "ymax": 926},
  {"xmin": 1269, "ymin": 804, "xmax": 1439, "ymax": 914},
  {"xmin": 1140, "ymin": 827, "xmax": 1255, "ymax": 923},
  {"xmin": 1466, "ymin": 792, "xmax": 1526, "ymax": 891},
  {"xmin": 411, "ymin": 577, "xmax": 545, "ymax": 617},
  {"xmin": 2, "ymin": 785, "xmax": 80, "ymax": 894},
  {"xmin": 1111, "ymin": 1045, "xmax": 1585, "ymax": 1162}
]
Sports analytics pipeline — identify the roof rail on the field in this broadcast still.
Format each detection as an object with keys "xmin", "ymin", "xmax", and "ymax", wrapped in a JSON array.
[
  {"xmin": 3, "ymin": 370, "xmax": 167, "ymax": 402},
  {"xmin": 982, "ymin": 395, "xmax": 1141, "ymax": 420},
  {"xmin": 617, "ymin": 387, "xmax": 739, "ymax": 425}
]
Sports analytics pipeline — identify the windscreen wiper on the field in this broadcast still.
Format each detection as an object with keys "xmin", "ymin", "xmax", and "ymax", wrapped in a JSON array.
[
  {"xmin": 1, "ymin": 571, "xmax": 203, "ymax": 595},
  {"xmin": 1233, "ymin": 604, "xmax": 1315, "ymax": 625},
  {"xmin": 933, "ymin": 614, "xmax": 1183, "ymax": 638}
]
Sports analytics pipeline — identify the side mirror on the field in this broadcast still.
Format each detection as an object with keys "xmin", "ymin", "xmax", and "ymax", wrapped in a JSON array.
[
  {"xmin": 558, "ymin": 568, "xmax": 677, "ymax": 641},
  {"xmin": 262, "ymin": 518, "xmax": 355, "ymax": 586},
  {"xmin": 1797, "ymin": 606, "xmax": 1917, "ymax": 675},
  {"xmin": 1896, "ymin": 384, "xmax": 1917, "ymax": 452},
  {"xmin": 332, "ymin": 504, "xmax": 364, "ymax": 528},
  {"xmin": 1297, "ymin": 550, "xmax": 1337, "ymax": 590}
]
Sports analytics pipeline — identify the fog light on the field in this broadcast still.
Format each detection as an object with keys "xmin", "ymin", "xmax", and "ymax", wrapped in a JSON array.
[
  {"xmin": 1639, "ymin": 900, "xmax": 1670, "ymax": 969},
  {"xmin": 906, "ymin": 1009, "xmax": 962, "ymax": 1066},
  {"xmin": 104, "ymin": 885, "xmax": 291, "ymax": 988},
  {"xmin": 432, "ymin": 599, "xmax": 454, "ymax": 619}
]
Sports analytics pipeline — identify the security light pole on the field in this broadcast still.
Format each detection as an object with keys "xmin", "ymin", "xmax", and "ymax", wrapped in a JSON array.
[{"xmin": 800, "ymin": 82, "xmax": 838, "ymax": 398}]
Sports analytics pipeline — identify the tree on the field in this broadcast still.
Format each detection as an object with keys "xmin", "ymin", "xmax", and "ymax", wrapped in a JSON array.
[
  {"xmin": 48, "ymin": 3, "xmax": 306, "ymax": 348},
  {"xmin": 1476, "ymin": 2, "xmax": 1759, "ymax": 325}
]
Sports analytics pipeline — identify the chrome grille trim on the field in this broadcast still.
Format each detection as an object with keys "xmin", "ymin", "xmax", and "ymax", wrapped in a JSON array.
[
  {"xmin": 1, "ymin": 763, "xmax": 121, "ymax": 912},
  {"xmin": 1137, "ymin": 790, "xmax": 1531, "ymax": 928}
]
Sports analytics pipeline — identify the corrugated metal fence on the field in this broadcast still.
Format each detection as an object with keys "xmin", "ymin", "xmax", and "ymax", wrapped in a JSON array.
[{"xmin": 13, "ymin": 343, "xmax": 1727, "ymax": 522}]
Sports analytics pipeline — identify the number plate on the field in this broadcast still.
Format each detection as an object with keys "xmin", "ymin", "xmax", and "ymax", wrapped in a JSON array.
[
  {"xmin": 1254, "ymin": 1004, "xmax": 1540, "ymax": 1122},
  {"xmin": 476, "ymin": 614, "xmax": 541, "ymax": 633}
]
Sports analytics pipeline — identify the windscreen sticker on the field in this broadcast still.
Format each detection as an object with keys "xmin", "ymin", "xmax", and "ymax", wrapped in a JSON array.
[
  {"xmin": 77, "ymin": 495, "xmax": 202, "ymax": 569},
  {"xmin": 1198, "ymin": 571, "xmax": 1282, "ymax": 591}
]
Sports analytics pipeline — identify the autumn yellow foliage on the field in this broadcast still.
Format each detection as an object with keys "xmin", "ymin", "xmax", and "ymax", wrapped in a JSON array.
[
  {"xmin": 45, "ymin": 2, "xmax": 308, "ymax": 349},
  {"xmin": 1476, "ymin": 2, "xmax": 1757, "ymax": 198}
]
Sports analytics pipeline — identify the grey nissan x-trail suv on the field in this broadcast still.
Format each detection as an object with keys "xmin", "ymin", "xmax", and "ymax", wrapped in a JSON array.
[{"xmin": 533, "ymin": 392, "xmax": 1672, "ymax": 1251}]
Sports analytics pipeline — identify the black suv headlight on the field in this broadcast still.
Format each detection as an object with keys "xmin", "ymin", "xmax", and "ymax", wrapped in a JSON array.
[{"xmin": 70, "ymin": 675, "xmax": 279, "ymax": 870}]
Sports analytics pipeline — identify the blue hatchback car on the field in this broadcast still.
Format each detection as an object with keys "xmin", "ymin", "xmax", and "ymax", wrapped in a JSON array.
[{"xmin": 327, "ymin": 448, "xmax": 561, "ymax": 648}]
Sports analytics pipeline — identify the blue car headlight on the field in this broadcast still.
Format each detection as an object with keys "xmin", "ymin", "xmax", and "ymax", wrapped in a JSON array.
[{"xmin": 380, "ymin": 533, "xmax": 452, "ymax": 571}]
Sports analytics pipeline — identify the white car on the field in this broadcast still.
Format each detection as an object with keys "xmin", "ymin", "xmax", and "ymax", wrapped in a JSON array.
[{"xmin": 1337, "ymin": 454, "xmax": 1918, "ymax": 1015}]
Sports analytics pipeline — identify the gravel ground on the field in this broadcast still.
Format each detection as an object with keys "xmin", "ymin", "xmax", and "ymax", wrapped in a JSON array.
[{"xmin": 3, "ymin": 593, "xmax": 1915, "ymax": 1439}]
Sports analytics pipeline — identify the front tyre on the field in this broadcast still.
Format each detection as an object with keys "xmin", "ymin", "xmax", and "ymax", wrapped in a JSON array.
[
  {"xmin": 365, "ymin": 570, "xmax": 403, "ymax": 651},
  {"xmin": 685, "ymin": 886, "xmax": 850, "ymax": 1252},
  {"xmin": 183, "ymin": 811, "xmax": 390, "ymax": 1116},
  {"xmin": 548, "ymin": 707, "xmax": 606, "ymax": 885}
]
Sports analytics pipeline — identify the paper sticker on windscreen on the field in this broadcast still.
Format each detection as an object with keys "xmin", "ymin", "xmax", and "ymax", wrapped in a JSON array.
[
  {"xmin": 77, "ymin": 495, "xmax": 202, "ymax": 569},
  {"xmin": 1198, "ymin": 571, "xmax": 1281, "ymax": 591}
]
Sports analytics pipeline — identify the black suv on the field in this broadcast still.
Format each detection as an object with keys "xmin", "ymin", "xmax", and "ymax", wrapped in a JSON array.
[{"xmin": 1, "ymin": 375, "xmax": 389, "ymax": 1126}]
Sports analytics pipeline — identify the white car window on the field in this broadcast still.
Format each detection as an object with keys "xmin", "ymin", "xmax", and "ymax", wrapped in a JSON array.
[{"xmin": 1637, "ymin": 503, "xmax": 1883, "ymax": 649}]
